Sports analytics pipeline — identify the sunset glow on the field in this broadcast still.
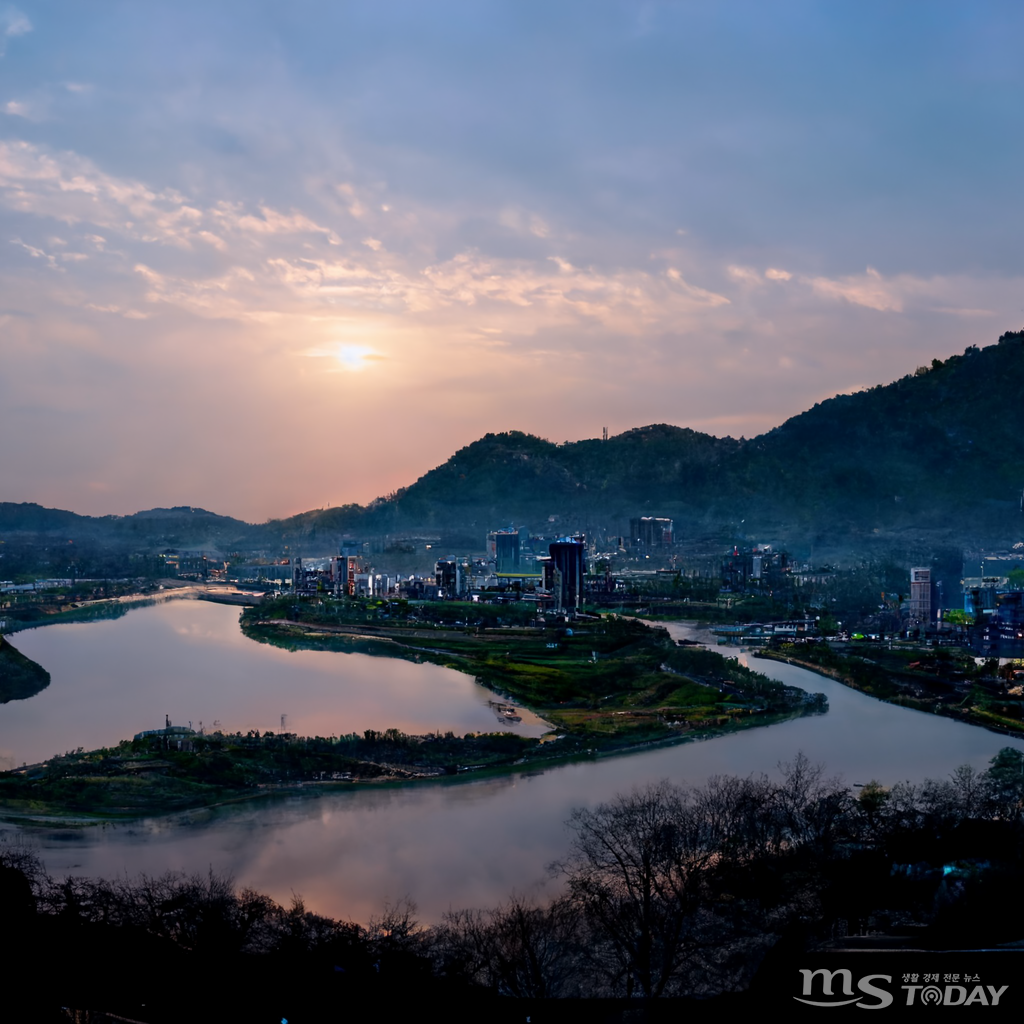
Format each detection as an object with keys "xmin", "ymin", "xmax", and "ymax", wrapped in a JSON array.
[{"xmin": 1, "ymin": 2, "xmax": 1021, "ymax": 520}]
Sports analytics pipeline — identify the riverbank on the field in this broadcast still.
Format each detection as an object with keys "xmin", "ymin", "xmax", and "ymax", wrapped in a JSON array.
[
  {"xmin": 0, "ymin": 604, "xmax": 828, "ymax": 821},
  {"xmin": 242, "ymin": 599, "xmax": 825, "ymax": 743},
  {"xmin": 755, "ymin": 644, "xmax": 1024, "ymax": 740},
  {"xmin": 0, "ymin": 580, "xmax": 264, "ymax": 636},
  {"xmin": 0, "ymin": 702, "xmax": 820, "ymax": 823},
  {"xmin": 0, "ymin": 635, "xmax": 50, "ymax": 703}
]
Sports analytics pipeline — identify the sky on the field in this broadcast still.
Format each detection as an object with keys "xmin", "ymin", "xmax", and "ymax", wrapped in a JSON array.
[{"xmin": 1, "ymin": 1, "xmax": 1022, "ymax": 522}]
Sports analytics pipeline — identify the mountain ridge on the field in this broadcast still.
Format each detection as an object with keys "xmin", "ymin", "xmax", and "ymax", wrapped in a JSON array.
[{"xmin": 3, "ymin": 330, "xmax": 1023, "ymax": 560}]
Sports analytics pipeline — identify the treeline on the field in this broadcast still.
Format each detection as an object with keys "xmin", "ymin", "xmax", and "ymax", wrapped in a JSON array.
[
  {"xmin": 434, "ymin": 750, "xmax": 1024, "ymax": 1000},
  {"xmin": 0, "ymin": 728, "xmax": 549, "ymax": 815},
  {"xmin": 5, "ymin": 750, "xmax": 1024, "ymax": 1019}
]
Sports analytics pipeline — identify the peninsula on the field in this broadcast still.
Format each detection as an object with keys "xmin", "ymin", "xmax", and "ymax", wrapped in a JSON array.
[{"xmin": 0, "ymin": 603, "xmax": 824, "ymax": 819}]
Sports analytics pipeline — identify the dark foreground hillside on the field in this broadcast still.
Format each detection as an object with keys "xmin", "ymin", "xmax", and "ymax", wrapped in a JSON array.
[{"xmin": 4, "ymin": 750, "xmax": 1024, "ymax": 1021}]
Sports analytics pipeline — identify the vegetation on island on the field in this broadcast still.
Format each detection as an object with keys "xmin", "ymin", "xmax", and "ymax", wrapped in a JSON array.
[
  {"xmin": 242, "ymin": 595, "xmax": 824, "ymax": 744},
  {"xmin": 758, "ymin": 639, "xmax": 1024, "ymax": 737},
  {"xmin": 0, "ymin": 598, "xmax": 824, "ymax": 819},
  {"xmin": 0, "ymin": 635, "xmax": 50, "ymax": 703},
  {"xmin": 5, "ymin": 750, "xmax": 1024, "ymax": 1015},
  {"xmin": 0, "ymin": 728, "xmax": 543, "ymax": 817}
]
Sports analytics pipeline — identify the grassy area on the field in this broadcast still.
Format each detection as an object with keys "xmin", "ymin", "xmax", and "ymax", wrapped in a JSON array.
[
  {"xmin": 0, "ymin": 729, "xmax": 554, "ymax": 817},
  {"xmin": 242, "ymin": 596, "xmax": 823, "ymax": 742},
  {"xmin": 0, "ymin": 597, "xmax": 827, "ymax": 819},
  {"xmin": 759, "ymin": 640, "xmax": 1024, "ymax": 738}
]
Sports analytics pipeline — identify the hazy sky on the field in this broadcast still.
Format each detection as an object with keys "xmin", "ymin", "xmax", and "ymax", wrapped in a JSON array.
[{"xmin": 2, "ymin": 1, "xmax": 1022, "ymax": 521}]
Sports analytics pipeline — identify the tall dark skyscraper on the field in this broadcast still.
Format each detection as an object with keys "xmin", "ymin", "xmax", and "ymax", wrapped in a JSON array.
[
  {"xmin": 549, "ymin": 535, "xmax": 586, "ymax": 612},
  {"xmin": 493, "ymin": 529, "xmax": 520, "ymax": 573}
]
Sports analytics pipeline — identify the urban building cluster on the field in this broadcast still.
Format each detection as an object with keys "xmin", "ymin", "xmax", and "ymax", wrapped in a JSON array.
[
  {"xmin": 144, "ymin": 518, "xmax": 1024, "ymax": 656},
  {"xmin": 288, "ymin": 529, "xmax": 590, "ymax": 615}
]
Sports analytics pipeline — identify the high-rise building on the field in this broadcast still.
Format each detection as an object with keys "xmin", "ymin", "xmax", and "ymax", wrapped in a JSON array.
[
  {"xmin": 492, "ymin": 529, "xmax": 521, "ymax": 573},
  {"xmin": 629, "ymin": 516, "xmax": 674, "ymax": 551},
  {"xmin": 330, "ymin": 555, "xmax": 358, "ymax": 596},
  {"xmin": 549, "ymin": 535, "xmax": 586, "ymax": 613},
  {"xmin": 909, "ymin": 567, "xmax": 935, "ymax": 625}
]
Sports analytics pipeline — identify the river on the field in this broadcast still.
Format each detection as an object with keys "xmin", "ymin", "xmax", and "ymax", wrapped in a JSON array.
[
  {"xmin": 1, "ymin": 597, "xmax": 549, "ymax": 770},
  {"xmin": 2, "ymin": 602, "xmax": 1022, "ymax": 925}
]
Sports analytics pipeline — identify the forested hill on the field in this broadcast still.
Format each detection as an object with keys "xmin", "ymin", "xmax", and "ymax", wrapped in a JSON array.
[
  {"xmin": 371, "ymin": 330, "xmax": 1024, "ymax": 546},
  {"xmin": 4, "ymin": 331, "xmax": 1024, "ymax": 556},
  {"xmin": 739, "ymin": 332, "xmax": 1024, "ymax": 540},
  {"xmin": 0, "ymin": 505, "xmax": 254, "ymax": 558}
]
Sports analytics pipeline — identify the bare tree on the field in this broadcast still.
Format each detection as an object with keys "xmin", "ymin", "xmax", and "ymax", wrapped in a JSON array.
[
  {"xmin": 555, "ymin": 780, "xmax": 722, "ymax": 998},
  {"xmin": 435, "ymin": 893, "xmax": 582, "ymax": 998}
]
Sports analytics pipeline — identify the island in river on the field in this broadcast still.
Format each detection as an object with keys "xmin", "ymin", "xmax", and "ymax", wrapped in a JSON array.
[{"xmin": 0, "ymin": 597, "xmax": 825, "ymax": 819}]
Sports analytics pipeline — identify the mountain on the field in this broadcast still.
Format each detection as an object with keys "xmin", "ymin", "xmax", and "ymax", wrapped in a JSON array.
[
  {"xmin": 0, "ymin": 505, "xmax": 256, "ymax": 579},
  {"xmin": 370, "ymin": 331, "xmax": 1024, "ymax": 548},
  {"xmin": 4, "ymin": 331, "xmax": 1024, "ymax": 563}
]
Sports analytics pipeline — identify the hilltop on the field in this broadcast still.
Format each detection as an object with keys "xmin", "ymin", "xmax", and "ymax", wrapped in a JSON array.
[
  {"xmin": 3, "ymin": 330, "xmax": 1024, "ymax": 563},
  {"xmin": 367, "ymin": 330, "xmax": 1024, "ymax": 549}
]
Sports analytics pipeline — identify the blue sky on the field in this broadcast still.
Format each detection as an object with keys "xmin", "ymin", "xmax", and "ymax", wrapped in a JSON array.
[{"xmin": 2, "ymin": 1, "xmax": 1022, "ymax": 518}]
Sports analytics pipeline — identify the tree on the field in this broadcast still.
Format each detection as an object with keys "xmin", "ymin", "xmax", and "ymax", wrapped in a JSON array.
[
  {"xmin": 556, "ymin": 780, "xmax": 718, "ymax": 998},
  {"xmin": 983, "ymin": 747, "xmax": 1024, "ymax": 822},
  {"xmin": 435, "ymin": 894, "xmax": 582, "ymax": 998}
]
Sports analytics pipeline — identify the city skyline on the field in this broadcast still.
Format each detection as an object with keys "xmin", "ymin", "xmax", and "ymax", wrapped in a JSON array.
[{"xmin": 2, "ymin": 1, "xmax": 1022, "ymax": 520}]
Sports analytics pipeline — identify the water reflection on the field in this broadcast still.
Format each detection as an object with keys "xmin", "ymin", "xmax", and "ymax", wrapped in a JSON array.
[
  {"xmin": 7, "ymin": 615, "xmax": 1024, "ymax": 924},
  {"xmin": 0, "ymin": 598, "xmax": 548, "ymax": 767}
]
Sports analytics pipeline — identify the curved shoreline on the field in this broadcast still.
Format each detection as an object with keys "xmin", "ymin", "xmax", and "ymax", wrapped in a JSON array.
[
  {"xmin": 0, "ymin": 635, "xmax": 50, "ymax": 703},
  {"xmin": 754, "ymin": 647, "xmax": 1024, "ymax": 741},
  {"xmin": 1, "ymin": 610, "xmax": 825, "ymax": 824}
]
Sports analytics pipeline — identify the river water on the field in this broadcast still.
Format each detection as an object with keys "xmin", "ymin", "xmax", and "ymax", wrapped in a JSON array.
[
  {"xmin": 3, "ymin": 602, "xmax": 1023, "ymax": 925},
  {"xmin": 1, "ymin": 597, "xmax": 549, "ymax": 769}
]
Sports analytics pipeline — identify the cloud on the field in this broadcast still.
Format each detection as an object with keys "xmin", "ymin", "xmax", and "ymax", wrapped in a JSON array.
[
  {"xmin": 3, "ymin": 137, "xmax": 1014, "ymax": 371},
  {"xmin": 0, "ymin": 7, "xmax": 30, "ymax": 55},
  {"xmin": 216, "ymin": 202, "xmax": 341, "ymax": 244},
  {"xmin": 1, "ymin": 136, "xmax": 737, "ymax": 348},
  {"xmin": 198, "ymin": 230, "xmax": 227, "ymax": 250},
  {"xmin": 727, "ymin": 265, "xmax": 761, "ymax": 285},
  {"xmin": 11, "ymin": 237, "xmax": 58, "ymax": 269},
  {"xmin": 1, "ymin": 7, "xmax": 28, "ymax": 34},
  {"xmin": 801, "ymin": 266, "xmax": 903, "ymax": 312},
  {"xmin": 0, "ymin": 141, "xmax": 345, "ymax": 254},
  {"xmin": 0, "ymin": 140, "xmax": 204, "ymax": 245},
  {"xmin": 498, "ymin": 207, "xmax": 551, "ymax": 238}
]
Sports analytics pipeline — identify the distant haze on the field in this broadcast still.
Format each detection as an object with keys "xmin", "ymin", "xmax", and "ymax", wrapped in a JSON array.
[{"xmin": 1, "ymin": 2, "xmax": 1022, "ymax": 521}]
